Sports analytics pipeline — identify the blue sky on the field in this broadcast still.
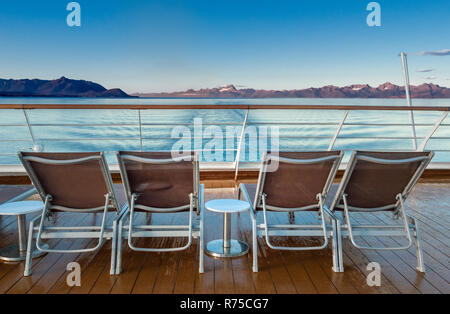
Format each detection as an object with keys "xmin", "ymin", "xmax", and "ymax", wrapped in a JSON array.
[{"xmin": 0, "ymin": 0, "xmax": 449, "ymax": 93}]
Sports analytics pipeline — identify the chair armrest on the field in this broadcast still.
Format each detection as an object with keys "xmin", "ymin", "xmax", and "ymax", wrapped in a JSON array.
[{"xmin": 239, "ymin": 183, "xmax": 256, "ymax": 218}]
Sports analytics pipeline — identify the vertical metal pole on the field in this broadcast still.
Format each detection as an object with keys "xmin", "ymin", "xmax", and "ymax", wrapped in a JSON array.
[
  {"xmin": 234, "ymin": 110, "xmax": 249, "ymax": 181},
  {"xmin": 223, "ymin": 213, "xmax": 231, "ymax": 249},
  {"xmin": 17, "ymin": 215, "xmax": 27, "ymax": 253},
  {"xmin": 138, "ymin": 109, "xmax": 143, "ymax": 152},
  {"xmin": 328, "ymin": 110, "xmax": 349, "ymax": 151},
  {"xmin": 23, "ymin": 109, "xmax": 36, "ymax": 146},
  {"xmin": 401, "ymin": 52, "xmax": 417, "ymax": 150}
]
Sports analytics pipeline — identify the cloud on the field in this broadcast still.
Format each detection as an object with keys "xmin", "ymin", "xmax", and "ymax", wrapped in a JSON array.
[
  {"xmin": 416, "ymin": 68, "xmax": 435, "ymax": 73},
  {"xmin": 418, "ymin": 49, "xmax": 450, "ymax": 56},
  {"xmin": 423, "ymin": 76, "xmax": 437, "ymax": 80}
]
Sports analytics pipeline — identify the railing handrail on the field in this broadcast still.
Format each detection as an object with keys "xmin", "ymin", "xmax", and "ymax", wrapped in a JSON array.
[
  {"xmin": 0, "ymin": 103, "xmax": 449, "ymax": 170},
  {"xmin": 0, "ymin": 104, "xmax": 449, "ymax": 111}
]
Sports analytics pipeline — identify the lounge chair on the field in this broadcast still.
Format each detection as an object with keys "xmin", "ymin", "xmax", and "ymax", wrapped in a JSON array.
[
  {"xmin": 115, "ymin": 151, "xmax": 204, "ymax": 274},
  {"xmin": 239, "ymin": 151, "xmax": 344, "ymax": 273},
  {"xmin": 18, "ymin": 152, "xmax": 126, "ymax": 276},
  {"xmin": 329, "ymin": 151, "xmax": 434, "ymax": 272}
]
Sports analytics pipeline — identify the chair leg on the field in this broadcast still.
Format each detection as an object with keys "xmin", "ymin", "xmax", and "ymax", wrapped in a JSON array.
[
  {"xmin": 409, "ymin": 216, "xmax": 426, "ymax": 272},
  {"xmin": 336, "ymin": 219, "xmax": 344, "ymax": 272},
  {"xmin": 331, "ymin": 219, "xmax": 344, "ymax": 272},
  {"xmin": 115, "ymin": 219, "xmax": 124, "ymax": 274},
  {"xmin": 252, "ymin": 217, "xmax": 258, "ymax": 272},
  {"xmin": 110, "ymin": 221, "xmax": 117, "ymax": 275},
  {"xmin": 24, "ymin": 219, "xmax": 35, "ymax": 277},
  {"xmin": 199, "ymin": 210, "xmax": 204, "ymax": 273},
  {"xmin": 331, "ymin": 220, "xmax": 339, "ymax": 272}
]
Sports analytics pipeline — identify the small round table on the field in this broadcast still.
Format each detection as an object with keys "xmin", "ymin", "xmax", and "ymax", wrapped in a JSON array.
[
  {"xmin": 0, "ymin": 201, "xmax": 47, "ymax": 262},
  {"xmin": 205, "ymin": 199, "xmax": 249, "ymax": 258}
]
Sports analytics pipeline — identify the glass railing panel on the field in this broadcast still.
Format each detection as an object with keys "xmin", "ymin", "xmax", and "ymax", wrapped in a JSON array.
[
  {"xmin": 25, "ymin": 109, "xmax": 138, "ymax": 125},
  {"xmin": 247, "ymin": 124, "xmax": 336, "ymax": 138},
  {"xmin": 31, "ymin": 125, "xmax": 140, "ymax": 140},
  {"xmin": 0, "ymin": 126, "xmax": 31, "ymax": 140},
  {"xmin": 247, "ymin": 109, "xmax": 343, "ymax": 124},
  {"xmin": 0, "ymin": 109, "xmax": 28, "ymax": 124},
  {"xmin": 0, "ymin": 141, "xmax": 33, "ymax": 164},
  {"xmin": 338, "ymin": 124, "xmax": 420, "ymax": 139},
  {"xmin": 345, "ymin": 110, "xmax": 412, "ymax": 124},
  {"xmin": 412, "ymin": 111, "xmax": 447, "ymax": 124},
  {"xmin": 140, "ymin": 109, "xmax": 245, "ymax": 124},
  {"xmin": 0, "ymin": 106, "xmax": 449, "ymax": 167}
]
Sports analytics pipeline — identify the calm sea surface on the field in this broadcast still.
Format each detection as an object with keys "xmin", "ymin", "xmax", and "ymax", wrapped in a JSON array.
[{"xmin": 0, "ymin": 97, "xmax": 449, "ymax": 164}]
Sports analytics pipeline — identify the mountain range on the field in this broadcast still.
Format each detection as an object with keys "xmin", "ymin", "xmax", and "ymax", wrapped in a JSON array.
[
  {"xmin": 0, "ymin": 77, "xmax": 131, "ymax": 98},
  {"xmin": 134, "ymin": 82, "xmax": 450, "ymax": 98},
  {"xmin": 1, "ymin": 77, "xmax": 449, "ymax": 98}
]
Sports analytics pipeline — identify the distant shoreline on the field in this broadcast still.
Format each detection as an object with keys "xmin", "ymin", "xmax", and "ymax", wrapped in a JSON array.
[
  {"xmin": 2, "ymin": 78, "xmax": 449, "ymax": 99},
  {"xmin": 2, "ymin": 95, "xmax": 450, "ymax": 100},
  {"xmin": 1, "ymin": 96, "xmax": 450, "ymax": 100},
  {"xmin": 133, "ymin": 83, "xmax": 450, "ymax": 99}
]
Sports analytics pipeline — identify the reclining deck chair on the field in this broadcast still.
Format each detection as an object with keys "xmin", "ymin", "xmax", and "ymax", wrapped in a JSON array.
[
  {"xmin": 116, "ymin": 151, "xmax": 204, "ymax": 274},
  {"xmin": 329, "ymin": 151, "xmax": 434, "ymax": 272},
  {"xmin": 239, "ymin": 151, "xmax": 344, "ymax": 273},
  {"xmin": 18, "ymin": 152, "xmax": 126, "ymax": 276}
]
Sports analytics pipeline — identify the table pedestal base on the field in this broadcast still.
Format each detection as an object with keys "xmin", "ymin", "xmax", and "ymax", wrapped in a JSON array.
[
  {"xmin": 205, "ymin": 239, "xmax": 249, "ymax": 258},
  {"xmin": 0, "ymin": 243, "xmax": 49, "ymax": 262}
]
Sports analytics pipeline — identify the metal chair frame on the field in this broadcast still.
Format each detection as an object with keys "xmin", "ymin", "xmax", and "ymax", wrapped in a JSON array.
[
  {"xmin": 330, "ymin": 151, "xmax": 433, "ymax": 273},
  {"xmin": 240, "ymin": 151, "xmax": 344, "ymax": 273},
  {"xmin": 18, "ymin": 152, "xmax": 125, "ymax": 276},
  {"xmin": 115, "ymin": 152, "xmax": 204, "ymax": 274}
]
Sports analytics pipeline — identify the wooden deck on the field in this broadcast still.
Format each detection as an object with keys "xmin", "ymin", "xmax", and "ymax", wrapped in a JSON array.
[{"xmin": 0, "ymin": 184, "xmax": 448, "ymax": 294}]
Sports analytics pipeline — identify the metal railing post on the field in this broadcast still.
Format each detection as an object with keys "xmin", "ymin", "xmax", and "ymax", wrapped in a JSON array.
[
  {"xmin": 328, "ymin": 110, "xmax": 349, "ymax": 151},
  {"xmin": 138, "ymin": 109, "xmax": 143, "ymax": 152},
  {"xmin": 234, "ymin": 110, "xmax": 249, "ymax": 180},
  {"xmin": 401, "ymin": 52, "xmax": 418, "ymax": 150},
  {"xmin": 418, "ymin": 112, "xmax": 448, "ymax": 151},
  {"xmin": 22, "ymin": 108, "xmax": 43, "ymax": 152}
]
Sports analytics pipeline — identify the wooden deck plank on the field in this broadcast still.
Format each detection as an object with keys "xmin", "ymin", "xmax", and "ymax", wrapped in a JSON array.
[
  {"xmin": 343, "ymin": 214, "xmax": 420, "ymax": 294},
  {"xmin": 28, "ymin": 213, "xmax": 117, "ymax": 294},
  {"xmin": 298, "ymin": 212, "xmax": 361, "ymax": 294},
  {"xmin": 270, "ymin": 212, "xmax": 322, "ymax": 294},
  {"xmin": 131, "ymin": 214, "xmax": 172, "ymax": 294},
  {"xmin": 2, "ymin": 213, "xmax": 89, "ymax": 294},
  {"xmin": 152, "ymin": 214, "xmax": 185, "ymax": 294},
  {"xmin": 236, "ymin": 189, "xmax": 277, "ymax": 294},
  {"xmin": 359, "ymin": 212, "xmax": 450, "ymax": 293},
  {"xmin": 87, "ymin": 213, "xmax": 147, "ymax": 294},
  {"xmin": 207, "ymin": 188, "xmax": 235, "ymax": 294},
  {"xmin": 0, "ymin": 184, "xmax": 448, "ymax": 294},
  {"xmin": 256, "ymin": 235, "xmax": 298, "ymax": 293},
  {"xmin": 229, "ymin": 210, "xmax": 256, "ymax": 294},
  {"xmin": 111, "ymin": 214, "xmax": 163, "ymax": 294},
  {"xmin": 7, "ymin": 215, "xmax": 92, "ymax": 294}
]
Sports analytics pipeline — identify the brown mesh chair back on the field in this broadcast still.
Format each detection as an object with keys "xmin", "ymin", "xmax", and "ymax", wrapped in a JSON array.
[
  {"xmin": 117, "ymin": 151, "xmax": 198, "ymax": 212},
  {"xmin": 18, "ymin": 152, "xmax": 118, "ymax": 212},
  {"xmin": 332, "ymin": 151, "xmax": 433, "ymax": 211},
  {"xmin": 255, "ymin": 151, "xmax": 343, "ymax": 210}
]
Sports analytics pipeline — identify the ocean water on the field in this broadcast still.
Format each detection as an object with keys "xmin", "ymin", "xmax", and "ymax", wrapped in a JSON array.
[{"xmin": 0, "ymin": 97, "xmax": 449, "ymax": 165}]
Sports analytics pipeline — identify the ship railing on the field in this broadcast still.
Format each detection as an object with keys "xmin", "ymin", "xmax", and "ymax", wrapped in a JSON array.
[{"xmin": 0, "ymin": 104, "xmax": 449, "ymax": 178}]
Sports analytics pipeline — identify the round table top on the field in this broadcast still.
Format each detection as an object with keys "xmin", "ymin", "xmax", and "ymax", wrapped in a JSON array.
[
  {"xmin": 205, "ymin": 199, "xmax": 250, "ymax": 213},
  {"xmin": 0, "ymin": 201, "xmax": 44, "ymax": 215}
]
